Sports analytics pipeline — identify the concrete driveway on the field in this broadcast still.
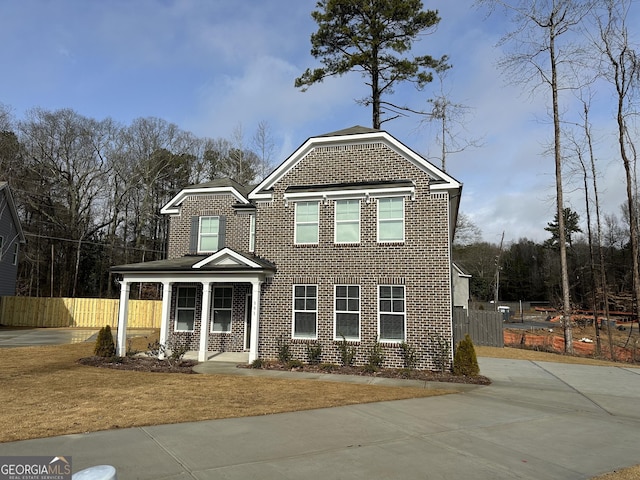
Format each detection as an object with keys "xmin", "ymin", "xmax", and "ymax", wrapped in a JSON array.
[
  {"xmin": 0, "ymin": 327, "xmax": 98, "ymax": 347},
  {"xmin": 1, "ymin": 357, "xmax": 639, "ymax": 479}
]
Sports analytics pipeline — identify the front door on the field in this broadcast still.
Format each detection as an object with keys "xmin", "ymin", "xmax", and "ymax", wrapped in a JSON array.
[{"xmin": 245, "ymin": 293, "xmax": 252, "ymax": 350}]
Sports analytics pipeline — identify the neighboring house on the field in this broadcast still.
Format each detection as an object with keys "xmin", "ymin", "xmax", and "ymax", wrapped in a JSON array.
[
  {"xmin": 452, "ymin": 263, "xmax": 471, "ymax": 310},
  {"xmin": 0, "ymin": 182, "xmax": 25, "ymax": 296},
  {"xmin": 112, "ymin": 126, "xmax": 463, "ymax": 370}
]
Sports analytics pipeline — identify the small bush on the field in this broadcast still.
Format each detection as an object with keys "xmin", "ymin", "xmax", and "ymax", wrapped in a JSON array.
[
  {"xmin": 277, "ymin": 335, "xmax": 292, "ymax": 364},
  {"xmin": 366, "ymin": 341, "xmax": 385, "ymax": 371},
  {"xmin": 453, "ymin": 334, "xmax": 480, "ymax": 376},
  {"xmin": 306, "ymin": 342, "xmax": 322, "ymax": 365},
  {"xmin": 337, "ymin": 335, "xmax": 356, "ymax": 367},
  {"xmin": 431, "ymin": 335, "xmax": 451, "ymax": 373},
  {"xmin": 319, "ymin": 363, "xmax": 340, "ymax": 372},
  {"xmin": 250, "ymin": 358, "xmax": 265, "ymax": 369},
  {"xmin": 94, "ymin": 325, "xmax": 116, "ymax": 358},
  {"xmin": 287, "ymin": 359, "xmax": 304, "ymax": 369},
  {"xmin": 399, "ymin": 341, "xmax": 417, "ymax": 370}
]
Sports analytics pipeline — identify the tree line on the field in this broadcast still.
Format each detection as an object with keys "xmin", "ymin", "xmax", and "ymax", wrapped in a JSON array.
[{"xmin": 0, "ymin": 104, "xmax": 275, "ymax": 298}]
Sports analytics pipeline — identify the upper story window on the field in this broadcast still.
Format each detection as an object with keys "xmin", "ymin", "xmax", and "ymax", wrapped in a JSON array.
[
  {"xmin": 175, "ymin": 286, "xmax": 197, "ymax": 332},
  {"xmin": 378, "ymin": 285, "xmax": 405, "ymax": 342},
  {"xmin": 295, "ymin": 201, "xmax": 319, "ymax": 244},
  {"xmin": 199, "ymin": 216, "xmax": 220, "ymax": 252},
  {"xmin": 12, "ymin": 243, "xmax": 18, "ymax": 265},
  {"xmin": 377, "ymin": 197, "xmax": 404, "ymax": 243},
  {"xmin": 335, "ymin": 199, "xmax": 360, "ymax": 244},
  {"xmin": 249, "ymin": 213, "xmax": 256, "ymax": 253}
]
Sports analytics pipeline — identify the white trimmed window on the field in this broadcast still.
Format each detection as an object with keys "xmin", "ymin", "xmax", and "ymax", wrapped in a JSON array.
[
  {"xmin": 199, "ymin": 216, "xmax": 220, "ymax": 252},
  {"xmin": 377, "ymin": 197, "xmax": 404, "ymax": 242},
  {"xmin": 175, "ymin": 286, "xmax": 197, "ymax": 332},
  {"xmin": 295, "ymin": 201, "xmax": 319, "ymax": 244},
  {"xmin": 335, "ymin": 285, "xmax": 360, "ymax": 340},
  {"xmin": 293, "ymin": 285, "xmax": 317, "ymax": 338},
  {"xmin": 0, "ymin": 236, "xmax": 3, "ymax": 254},
  {"xmin": 335, "ymin": 199, "xmax": 360, "ymax": 244},
  {"xmin": 378, "ymin": 285, "xmax": 405, "ymax": 341},
  {"xmin": 249, "ymin": 213, "xmax": 256, "ymax": 252},
  {"xmin": 12, "ymin": 243, "xmax": 18, "ymax": 265},
  {"xmin": 212, "ymin": 286, "xmax": 233, "ymax": 333}
]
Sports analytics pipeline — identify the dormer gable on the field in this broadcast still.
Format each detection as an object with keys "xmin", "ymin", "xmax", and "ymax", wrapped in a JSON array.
[
  {"xmin": 192, "ymin": 248, "xmax": 264, "ymax": 269},
  {"xmin": 161, "ymin": 178, "xmax": 250, "ymax": 215}
]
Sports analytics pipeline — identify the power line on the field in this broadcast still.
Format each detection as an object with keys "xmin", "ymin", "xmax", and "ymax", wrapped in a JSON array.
[{"xmin": 23, "ymin": 232, "xmax": 166, "ymax": 254}]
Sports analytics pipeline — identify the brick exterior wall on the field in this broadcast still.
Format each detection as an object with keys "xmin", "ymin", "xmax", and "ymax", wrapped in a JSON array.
[
  {"xmin": 166, "ymin": 193, "xmax": 252, "ymax": 259},
  {"xmin": 254, "ymin": 142, "xmax": 453, "ymax": 370},
  {"xmin": 163, "ymin": 140, "xmax": 455, "ymax": 370}
]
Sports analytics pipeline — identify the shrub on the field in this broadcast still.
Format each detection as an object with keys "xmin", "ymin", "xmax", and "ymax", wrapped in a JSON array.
[
  {"xmin": 319, "ymin": 363, "xmax": 340, "ymax": 372},
  {"xmin": 287, "ymin": 359, "xmax": 304, "ymax": 369},
  {"xmin": 250, "ymin": 358, "xmax": 265, "ymax": 369},
  {"xmin": 277, "ymin": 335, "xmax": 292, "ymax": 364},
  {"xmin": 145, "ymin": 338, "xmax": 188, "ymax": 368},
  {"xmin": 337, "ymin": 335, "xmax": 356, "ymax": 367},
  {"xmin": 366, "ymin": 341, "xmax": 385, "ymax": 371},
  {"xmin": 399, "ymin": 341, "xmax": 417, "ymax": 370},
  {"xmin": 431, "ymin": 335, "xmax": 451, "ymax": 373},
  {"xmin": 306, "ymin": 342, "xmax": 322, "ymax": 365},
  {"xmin": 453, "ymin": 334, "xmax": 480, "ymax": 376},
  {"xmin": 94, "ymin": 325, "xmax": 116, "ymax": 358}
]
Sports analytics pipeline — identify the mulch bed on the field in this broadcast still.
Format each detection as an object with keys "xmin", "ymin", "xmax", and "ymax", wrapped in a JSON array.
[
  {"xmin": 241, "ymin": 362, "xmax": 491, "ymax": 385},
  {"xmin": 78, "ymin": 356, "xmax": 198, "ymax": 373},
  {"xmin": 78, "ymin": 356, "xmax": 491, "ymax": 385}
]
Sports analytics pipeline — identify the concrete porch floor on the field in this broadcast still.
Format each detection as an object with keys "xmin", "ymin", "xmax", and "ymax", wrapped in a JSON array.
[{"xmin": 183, "ymin": 351, "xmax": 250, "ymax": 363}]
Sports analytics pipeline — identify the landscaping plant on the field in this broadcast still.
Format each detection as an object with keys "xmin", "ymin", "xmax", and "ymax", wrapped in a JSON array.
[
  {"xmin": 453, "ymin": 334, "xmax": 480, "ymax": 376},
  {"xmin": 94, "ymin": 325, "xmax": 116, "ymax": 358}
]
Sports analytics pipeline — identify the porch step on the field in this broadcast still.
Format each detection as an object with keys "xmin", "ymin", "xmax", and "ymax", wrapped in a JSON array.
[{"xmin": 184, "ymin": 351, "xmax": 250, "ymax": 363}]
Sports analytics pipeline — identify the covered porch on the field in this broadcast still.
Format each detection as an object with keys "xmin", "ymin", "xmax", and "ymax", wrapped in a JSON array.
[{"xmin": 111, "ymin": 248, "xmax": 275, "ymax": 363}]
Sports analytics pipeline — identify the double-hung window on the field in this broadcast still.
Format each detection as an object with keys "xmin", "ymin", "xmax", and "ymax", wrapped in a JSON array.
[
  {"xmin": 335, "ymin": 199, "xmax": 360, "ymax": 243},
  {"xmin": 295, "ymin": 201, "xmax": 319, "ymax": 244},
  {"xmin": 377, "ymin": 197, "xmax": 404, "ymax": 242},
  {"xmin": 378, "ymin": 285, "xmax": 405, "ymax": 341},
  {"xmin": 335, "ymin": 285, "xmax": 360, "ymax": 340},
  {"xmin": 12, "ymin": 243, "xmax": 18, "ymax": 265},
  {"xmin": 212, "ymin": 286, "xmax": 233, "ymax": 333},
  {"xmin": 199, "ymin": 216, "xmax": 220, "ymax": 252},
  {"xmin": 293, "ymin": 285, "xmax": 317, "ymax": 338},
  {"xmin": 175, "ymin": 286, "xmax": 197, "ymax": 332}
]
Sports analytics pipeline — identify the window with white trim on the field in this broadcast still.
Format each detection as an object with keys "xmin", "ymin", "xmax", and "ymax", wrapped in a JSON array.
[
  {"xmin": 335, "ymin": 285, "xmax": 360, "ymax": 340},
  {"xmin": 12, "ymin": 243, "xmax": 18, "ymax": 265},
  {"xmin": 378, "ymin": 285, "xmax": 405, "ymax": 341},
  {"xmin": 295, "ymin": 201, "xmax": 319, "ymax": 244},
  {"xmin": 377, "ymin": 197, "xmax": 404, "ymax": 242},
  {"xmin": 293, "ymin": 285, "xmax": 317, "ymax": 338},
  {"xmin": 198, "ymin": 216, "xmax": 220, "ymax": 252},
  {"xmin": 175, "ymin": 286, "xmax": 197, "ymax": 332},
  {"xmin": 212, "ymin": 286, "xmax": 233, "ymax": 333},
  {"xmin": 0, "ymin": 236, "xmax": 4, "ymax": 254},
  {"xmin": 335, "ymin": 199, "xmax": 360, "ymax": 244}
]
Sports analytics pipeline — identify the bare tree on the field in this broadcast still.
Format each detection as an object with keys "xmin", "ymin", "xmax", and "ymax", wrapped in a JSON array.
[
  {"xmin": 477, "ymin": 0, "xmax": 595, "ymax": 353},
  {"xmin": 252, "ymin": 121, "xmax": 276, "ymax": 181},
  {"xmin": 592, "ymin": 0, "xmax": 640, "ymax": 323}
]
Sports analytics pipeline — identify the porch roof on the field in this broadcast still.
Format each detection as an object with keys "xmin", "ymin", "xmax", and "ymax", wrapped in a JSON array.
[{"xmin": 110, "ymin": 249, "xmax": 276, "ymax": 275}]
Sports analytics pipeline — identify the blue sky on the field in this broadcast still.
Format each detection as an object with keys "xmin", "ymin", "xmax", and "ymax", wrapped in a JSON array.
[{"xmin": 1, "ymin": 1, "xmax": 638, "ymax": 245}]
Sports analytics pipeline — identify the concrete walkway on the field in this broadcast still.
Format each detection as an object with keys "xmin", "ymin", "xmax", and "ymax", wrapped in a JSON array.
[{"xmin": 1, "ymin": 357, "xmax": 639, "ymax": 479}]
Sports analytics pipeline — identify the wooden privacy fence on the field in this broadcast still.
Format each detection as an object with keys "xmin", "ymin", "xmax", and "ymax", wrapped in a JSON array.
[
  {"xmin": 0, "ymin": 296, "xmax": 162, "ymax": 328},
  {"xmin": 453, "ymin": 309, "xmax": 504, "ymax": 348}
]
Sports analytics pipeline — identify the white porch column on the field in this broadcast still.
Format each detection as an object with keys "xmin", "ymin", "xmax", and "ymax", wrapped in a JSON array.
[
  {"xmin": 198, "ymin": 282, "xmax": 212, "ymax": 362},
  {"xmin": 116, "ymin": 280, "xmax": 130, "ymax": 357},
  {"xmin": 158, "ymin": 281, "xmax": 173, "ymax": 360},
  {"xmin": 249, "ymin": 280, "xmax": 262, "ymax": 363}
]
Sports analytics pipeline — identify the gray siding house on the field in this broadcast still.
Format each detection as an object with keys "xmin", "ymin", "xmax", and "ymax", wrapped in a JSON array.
[
  {"xmin": 0, "ymin": 182, "xmax": 25, "ymax": 297},
  {"xmin": 112, "ymin": 127, "xmax": 463, "ymax": 370}
]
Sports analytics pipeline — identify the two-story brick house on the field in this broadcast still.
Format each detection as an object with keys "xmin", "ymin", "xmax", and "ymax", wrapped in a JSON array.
[{"xmin": 112, "ymin": 126, "xmax": 462, "ymax": 370}]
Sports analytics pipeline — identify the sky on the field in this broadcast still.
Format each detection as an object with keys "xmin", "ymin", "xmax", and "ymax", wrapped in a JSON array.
[{"xmin": 1, "ymin": 0, "xmax": 639, "ymax": 245}]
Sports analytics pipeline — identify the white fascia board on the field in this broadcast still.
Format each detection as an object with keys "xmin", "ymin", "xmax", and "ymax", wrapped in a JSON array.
[
  {"xmin": 283, "ymin": 185, "xmax": 415, "ymax": 202},
  {"xmin": 192, "ymin": 248, "xmax": 262, "ymax": 269},
  {"xmin": 161, "ymin": 186, "xmax": 249, "ymax": 215}
]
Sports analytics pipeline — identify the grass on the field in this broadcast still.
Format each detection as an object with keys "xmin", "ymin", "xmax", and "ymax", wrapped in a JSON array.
[{"xmin": 0, "ymin": 332, "xmax": 451, "ymax": 443}]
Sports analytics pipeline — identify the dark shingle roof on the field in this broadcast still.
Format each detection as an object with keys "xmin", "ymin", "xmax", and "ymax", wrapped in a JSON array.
[{"xmin": 318, "ymin": 126, "xmax": 381, "ymax": 137}]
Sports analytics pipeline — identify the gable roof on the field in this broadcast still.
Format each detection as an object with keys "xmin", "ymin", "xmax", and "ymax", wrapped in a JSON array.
[
  {"xmin": 248, "ymin": 126, "xmax": 462, "ymax": 201},
  {"xmin": 0, "ymin": 182, "xmax": 26, "ymax": 244},
  {"xmin": 161, "ymin": 178, "xmax": 250, "ymax": 215}
]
